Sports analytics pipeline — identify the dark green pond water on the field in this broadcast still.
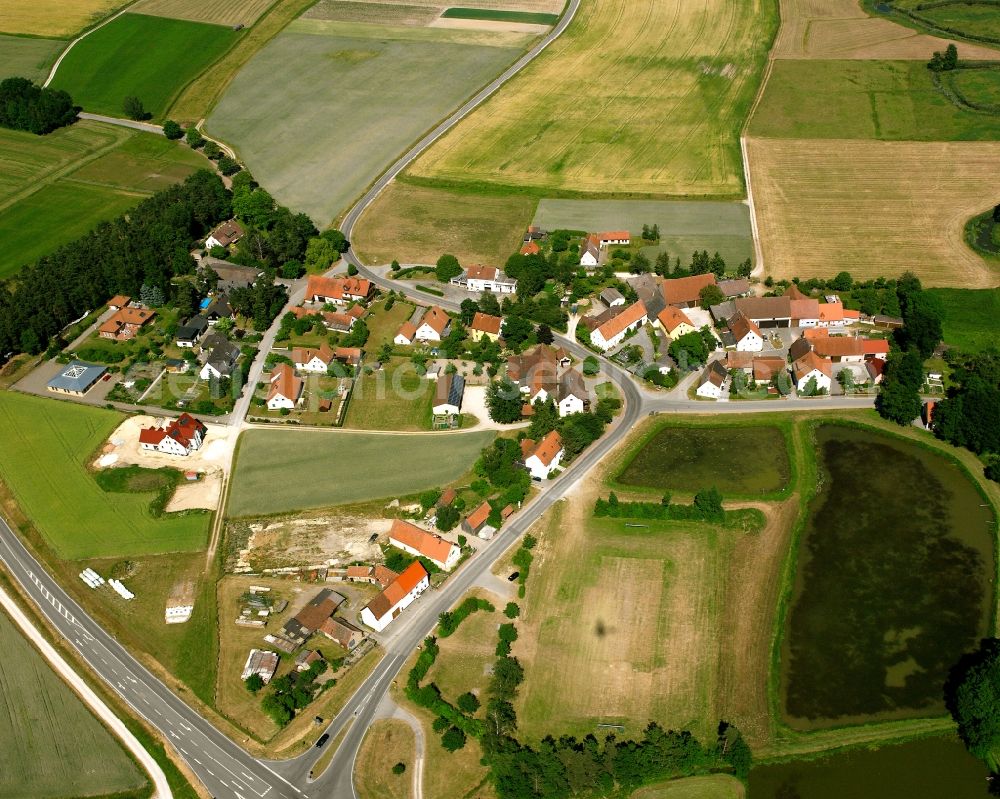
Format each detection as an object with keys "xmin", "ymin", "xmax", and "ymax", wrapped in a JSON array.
[
  {"xmin": 749, "ymin": 735, "xmax": 989, "ymax": 798},
  {"xmin": 782, "ymin": 424, "xmax": 995, "ymax": 728}
]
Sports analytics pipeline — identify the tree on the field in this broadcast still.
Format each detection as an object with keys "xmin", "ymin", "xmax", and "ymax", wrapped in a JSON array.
[
  {"xmin": 218, "ymin": 156, "xmax": 241, "ymax": 176},
  {"xmin": 582, "ymin": 356, "xmax": 600, "ymax": 377},
  {"xmin": 693, "ymin": 487, "xmax": 724, "ymax": 521},
  {"xmin": 946, "ymin": 638, "xmax": 1000, "ymax": 764},
  {"xmin": 322, "ymin": 229, "xmax": 350, "ymax": 253},
  {"xmin": 174, "ymin": 281, "xmax": 198, "ymax": 319},
  {"xmin": 435, "ymin": 254, "xmax": 462, "ymax": 282},
  {"xmin": 536, "ymin": 323, "xmax": 554, "ymax": 345},
  {"xmin": 281, "ymin": 260, "xmax": 304, "ymax": 279},
  {"xmin": 486, "ymin": 378, "xmax": 523, "ymax": 423},
  {"xmin": 504, "ymin": 602, "xmax": 520, "ymax": 619},
  {"xmin": 457, "ymin": 692, "xmax": 480, "ymax": 714},
  {"xmin": 499, "ymin": 315, "xmax": 532, "ymax": 350},
  {"xmin": 245, "ymin": 674, "xmax": 264, "ymax": 693},
  {"xmin": 802, "ymin": 376, "xmax": 819, "ymax": 396},
  {"xmin": 699, "ymin": 284, "xmax": 725, "ymax": 310},
  {"xmin": 730, "ymin": 368, "xmax": 748, "ymax": 395},
  {"xmin": 162, "ymin": 120, "xmax": 183, "ymax": 139},
  {"xmin": 837, "ymin": 367, "xmax": 855, "ymax": 394},
  {"xmin": 944, "ymin": 43, "xmax": 959, "ymax": 70},
  {"xmin": 304, "ymin": 236, "xmax": 338, "ymax": 272},
  {"xmin": 0, "ymin": 78, "xmax": 78, "ymax": 134},
  {"xmin": 435, "ymin": 504, "xmax": 460, "ymax": 532},
  {"xmin": 185, "ymin": 126, "xmax": 204, "ymax": 148},
  {"xmin": 669, "ymin": 330, "xmax": 709, "ymax": 368},
  {"xmin": 441, "ymin": 726, "xmax": 467, "ymax": 751},
  {"xmin": 233, "ymin": 187, "xmax": 276, "ymax": 230},
  {"xmin": 736, "ymin": 258, "xmax": 753, "ymax": 278},
  {"xmin": 875, "ymin": 377, "xmax": 922, "ymax": 425},
  {"xmin": 828, "ymin": 271, "xmax": 853, "ymax": 291},
  {"xmin": 122, "ymin": 95, "xmax": 147, "ymax": 121},
  {"xmin": 392, "ymin": 763, "xmax": 406, "ymax": 775},
  {"xmin": 773, "ymin": 369, "xmax": 792, "ymax": 396},
  {"xmin": 460, "ymin": 299, "xmax": 479, "ymax": 325},
  {"xmin": 140, "ymin": 282, "xmax": 165, "ymax": 307}
]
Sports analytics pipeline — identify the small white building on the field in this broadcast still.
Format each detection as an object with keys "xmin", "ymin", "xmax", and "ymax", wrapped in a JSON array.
[
  {"xmin": 589, "ymin": 300, "xmax": 647, "ymax": 352},
  {"xmin": 696, "ymin": 361, "xmax": 727, "ymax": 399},
  {"xmin": 556, "ymin": 368, "xmax": 588, "ymax": 417},
  {"xmin": 292, "ymin": 344, "xmax": 334, "ymax": 374},
  {"xmin": 792, "ymin": 351, "xmax": 833, "ymax": 393},
  {"xmin": 395, "ymin": 306, "xmax": 451, "ymax": 345},
  {"xmin": 580, "ymin": 235, "xmax": 600, "ymax": 268},
  {"xmin": 730, "ymin": 312, "xmax": 764, "ymax": 353},
  {"xmin": 521, "ymin": 430, "xmax": 564, "ymax": 480},
  {"xmin": 451, "ymin": 265, "xmax": 517, "ymax": 294},
  {"xmin": 598, "ymin": 231, "xmax": 630, "ymax": 247},
  {"xmin": 266, "ymin": 363, "xmax": 303, "ymax": 410},
  {"xmin": 360, "ymin": 562, "xmax": 430, "ymax": 632}
]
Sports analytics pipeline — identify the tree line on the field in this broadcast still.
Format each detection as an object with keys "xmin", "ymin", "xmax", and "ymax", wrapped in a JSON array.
[{"xmin": 0, "ymin": 77, "xmax": 78, "ymax": 135}]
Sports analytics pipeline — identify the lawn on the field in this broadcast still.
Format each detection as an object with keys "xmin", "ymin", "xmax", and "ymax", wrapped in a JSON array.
[
  {"xmin": 0, "ymin": 393, "xmax": 210, "ymax": 559},
  {"xmin": 365, "ymin": 299, "xmax": 416, "ymax": 351},
  {"xmin": 354, "ymin": 179, "xmax": 536, "ymax": 266},
  {"xmin": 615, "ymin": 422, "xmax": 791, "ymax": 497},
  {"xmin": 0, "ymin": 121, "xmax": 210, "ymax": 278},
  {"xmin": 748, "ymin": 60, "xmax": 1000, "ymax": 140},
  {"xmin": 407, "ymin": 0, "xmax": 779, "ymax": 197},
  {"xmin": 343, "ymin": 358, "xmax": 433, "ymax": 431},
  {"xmin": 50, "ymin": 13, "xmax": 240, "ymax": 119},
  {"xmin": 927, "ymin": 287, "xmax": 1000, "ymax": 351},
  {"xmin": 0, "ymin": 35, "xmax": 63, "ymax": 82},
  {"xmin": 227, "ymin": 428, "xmax": 494, "ymax": 516},
  {"xmin": 0, "ymin": 613, "xmax": 148, "ymax": 799},
  {"xmin": 0, "ymin": 0, "xmax": 124, "ymax": 37},
  {"xmin": 884, "ymin": 0, "xmax": 1000, "ymax": 44},
  {"xmin": 206, "ymin": 19, "xmax": 524, "ymax": 226},
  {"xmin": 630, "ymin": 775, "xmax": 745, "ymax": 799},
  {"xmin": 948, "ymin": 65, "xmax": 1000, "ymax": 109},
  {"xmin": 424, "ymin": 590, "xmax": 500, "ymax": 701},
  {"xmin": 128, "ymin": 0, "xmax": 279, "ymax": 26},
  {"xmin": 355, "ymin": 719, "xmax": 414, "ymax": 799},
  {"xmin": 746, "ymin": 137, "xmax": 1000, "ymax": 287}
]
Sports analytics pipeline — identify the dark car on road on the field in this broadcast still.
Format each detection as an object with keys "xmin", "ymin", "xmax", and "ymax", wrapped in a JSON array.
[{"xmin": 315, "ymin": 733, "xmax": 330, "ymax": 748}]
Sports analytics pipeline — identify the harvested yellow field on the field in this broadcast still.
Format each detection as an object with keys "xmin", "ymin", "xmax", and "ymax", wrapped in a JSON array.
[
  {"xmin": 747, "ymin": 137, "xmax": 1000, "ymax": 288},
  {"xmin": 129, "ymin": 0, "xmax": 278, "ymax": 26},
  {"xmin": 309, "ymin": 0, "xmax": 564, "ymax": 12},
  {"xmin": 773, "ymin": 0, "xmax": 1000, "ymax": 60},
  {"xmin": 408, "ymin": 0, "xmax": 778, "ymax": 197},
  {"xmin": 0, "ymin": 0, "xmax": 124, "ymax": 37}
]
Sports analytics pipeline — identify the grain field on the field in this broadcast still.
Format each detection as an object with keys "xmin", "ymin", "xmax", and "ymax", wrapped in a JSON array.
[{"xmin": 129, "ymin": 0, "xmax": 279, "ymax": 26}]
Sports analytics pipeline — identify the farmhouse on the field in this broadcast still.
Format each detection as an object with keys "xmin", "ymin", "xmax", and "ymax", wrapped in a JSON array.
[
  {"xmin": 655, "ymin": 306, "xmax": 696, "ymax": 338},
  {"xmin": 388, "ymin": 518, "xmax": 461, "ymax": 571},
  {"xmin": 462, "ymin": 501, "xmax": 492, "ymax": 537},
  {"xmin": 725, "ymin": 351, "xmax": 754, "ymax": 373},
  {"xmin": 696, "ymin": 360, "xmax": 728, "ymax": 399},
  {"xmin": 662, "ymin": 273, "xmax": 717, "ymax": 309},
  {"xmin": 507, "ymin": 344, "xmax": 567, "ymax": 402},
  {"xmin": 138, "ymin": 413, "xmax": 206, "ymax": 457},
  {"xmin": 590, "ymin": 300, "xmax": 647, "ymax": 352},
  {"xmin": 205, "ymin": 219, "xmax": 244, "ymax": 250},
  {"xmin": 788, "ymin": 335, "xmax": 813, "ymax": 362},
  {"xmin": 579, "ymin": 234, "xmax": 600, "ymax": 268},
  {"xmin": 108, "ymin": 295, "xmax": 130, "ymax": 311},
  {"xmin": 395, "ymin": 306, "xmax": 451, "ymax": 345},
  {"xmin": 292, "ymin": 344, "xmax": 334, "ymax": 373},
  {"xmin": 451, "ymin": 265, "xmax": 517, "ymax": 294},
  {"xmin": 729, "ymin": 312, "xmax": 764, "ymax": 352},
  {"xmin": 521, "ymin": 430, "xmax": 564, "ymax": 480},
  {"xmin": 734, "ymin": 296, "xmax": 792, "ymax": 328},
  {"xmin": 792, "ymin": 351, "xmax": 832, "ymax": 393},
  {"xmin": 266, "ymin": 363, "xmax": 303, "ymax": 410},
  {"xmin": 630, "ymin": 274, "xmax": 667, "ymax": 319},
  {"xmin": 556, "ymin": 368, "xmax": 589, "ymax": 417},
  {"xmin": 600, "ymin": 287, "xmax": 625, "ymax": 308},
  {"xmin": 333, "ymin": 347, "xmax": 362, "ymax": 368},
  {"xmin": 319, "ymin": 616, "xmax": 365, "ymax": 651},
  {"xmin": 867, "ymin": 358, "xmax": 885, "ymax": 384},
  {"xmin": 811, "ymin": 336, "xmax": 865, "ymax": 363},
  {"xmin": 597, "ymin": 231, "xmax": 630, "ymax": 247},
  {"xmin": 46, "ymin": 361, "xmax": 107, "ymax": 396},
  {"xmin": 469, "ymin": 312, "xmax": 503, "ymax": 342},
  {"xmin": 433, "ymin": 372, "xmax": 465, "ymax": 417},
  {"xmin": 98, "ymin": 306, "xmax": 155, "ymax": 341},
  {"xmin": 524, "ymin": 225, "xmax": 547, "ymax": 242},
  {"xmin": 360, "ymin": 561, "xmax": 429, "ymax": 632},
  {"xmin": 321, "ymin": 310, "xmax": 356, "ymax": 333},
  {"xmin": 176, "ymin": 315, "xmax": 209, "ymax": 348},
  {"xmin": 241, "ymin": 649, "xmax": 278, "ymax": 684},
  {"xmin": 281, "ymin": 588, "xmax": 345, "ymax": 646},
  {"xmin": 717, "ymin": 278, "xmax": 751, "ymax": 298},
  {"xmin": 305, "ymin": 275, "xmax": 374, "ymax": 305}
]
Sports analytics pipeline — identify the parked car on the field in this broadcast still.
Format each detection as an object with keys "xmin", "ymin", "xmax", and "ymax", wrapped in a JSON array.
[{"xmin": 507, "ymin": 571, "xmax": 520, "ymax": 582}]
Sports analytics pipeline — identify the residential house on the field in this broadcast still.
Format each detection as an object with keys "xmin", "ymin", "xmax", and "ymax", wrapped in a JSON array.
[
  {"xmin": 717, "ymin": 278, "xmax": 751, "ymax": 298},
  {"xmin": 579, "ymin": 234, "xmax": 600, "ymax": 268},
  {"xmin": 205, "ymin": 219, "xmax": 244, "ymax": 250},
  {"xmin": 305, "ymin": 275, "xmax": 374, "ymax": 305},
  {"xmin": 520, "ymin": 240, "xmax": 541, "ymax": 256},
  {"xmin": 462, "ymin": 501, "xmax": 492, "ymax": 537},
  {"xmin": 176, "ymin": 315, "xmax": 209, "ymax": 348},
  {"xmin": 138, "ymin": 413, "xmax": 206, "ymax": 456},
  {"xmin": 165, "ymin": 358, "xmax": 189, "ymax": 374},
  {"xmin": 198, "ymin": 336, "xmax": 241, "ymax": 380},
  {"xmin": 108, "ymin": 295, "xmax": 130, "ymax": 311},
  {"xmin": 507, "ymin": 344, "xmax": 565, "ymax": 402},
  {"xmin": 241, "ymin": 649, "xmax": 278, "ymax": 683},
  {"xmin": 523, "ymin": 225, "xmax": 547, "ymax": 242},
  {"xmin": 696, "ymin": 360, "xmax": 728, "ymax": 399},
  {"xmin": 597, "ymin": 231, "xmax": 630, "ymax": 247},
  {"xmin": 436, "ymin": 488, "xmax": 457, "ymax": 508},
  {"xmin": 600, "ymin": 287, "xmax": 625, "ymax": 308},
  {"xmin": 98, "ymin": 306, "xmax": 155, "ymax": 341},
  {"xmin": 451, "ymin": 265, "xmax": 517, "ymax": 294},
  {"xmin": 922, "ymin": 401, "xmax": 935, "ymax": 429},
  {"xmin": 734, "ymin": 296, "xmax": 793, "ymax": 328},
  {"xmin": 292, "ymin": 344, "xmax": 335, "ymax": 374},
  {"xmin": 730, "ymin": 311, "xmax": 764, "ymax": 352},
  {"xmin": 867, "ymin": 358, "xmax": 885, "ymax": 385},
  {"xmin": 345, "ymin": 565, "xmax": 373, "ymax": 583},
  {"xmin": 388, "ymin": 519, "xmax": 461, "ymax": 571},
  {"xmin": 726, "ymin": 351, "xmax": 754, "ymax": 373},
  {"xmin": 812, "ymin": 336, "xmax": 865, "ymax": 363},
  {"xmin": 433, "ymin": 373, "xmax": 465, "ymax": 417},
  {"xmin": 752, "ymin": 357, "xmax": 786, "ymax": 385},
  {"xmin": 360, "ymin": 562, "xmax": 429, "ymax": 632},
  {"xmin": 655, "ymin": 306, "xmax": 696, "ymax": 339},
  {"xmin": 199, "ymin": 260, "xmax": 262, "ymax": 291},
  {"xmin": 322, "ymin": 311, "xmax": 356, "ymax": 333},
  {"xmin": 862, "ymin": 339, "xmax": 891, "ymax": 360},
  {"xmin": 469, "ymin": 312, "xmax": 503, "ymax": 342},
  {"xmin": 662, "ymin": 274, "xmax": 717, "ymax": 309},
  {"xmin": 266, "ymin": 363, "xmax": 303, "ymax": 410},
  {"xmin": 788, "ymin": 335, "xmax": 813, "ymax": 363},
  {"xmin": 395, "ymin": 306, "xmax": 451, "ymax": 345},
  {"xmin": 630, "ymin": 273, "xmax": 667, "ymax": 319},
  {"xmin": 556, "ymin": 368, "xmax": 589, "ymax": 417},
  {"xmin": 373, "ymin": 565, "xmax": 398, "ymax": 588},
  {"xmin": 792, "ymin": 351, "xmax": 832, "ymax": 393},
  {"xmin": 204, "ymin": 295, "xmax": 234, "ymax": 325},
  {"xmin": 521, "ymin": 430, "xmax": 564, "ymax": 480},
  {"xmin": 319, "ymin": 616, "xmax": 365, "ymax": 651},
  {"xmin": 46, "ymin": 361, "xmax": 107, "ymax": 396},
  {"xmin": 590, "ymin": 300, "xmax": 647, "ymax": 352},
  {"xmin": 280, "ymin": 588, "xmax": 345, "ymax": 646}
]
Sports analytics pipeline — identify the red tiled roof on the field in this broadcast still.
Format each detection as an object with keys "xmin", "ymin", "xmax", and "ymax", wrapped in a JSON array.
[
  {"xmin": 471, "ymin": 312, "xmax": 502, "ymax": 335},
  {"xmin": 793, "ymin": 351, "xmax": 832, "ymax": 380},
  {"xmin": 396, "ymin": 321, "xmax": 417, "ymax": 341},
  {"xmin": 862, "ymin": 339, "xmax": 890, "ymax": 356},
  {"xmin": 598, "ymin": 230, "xmax": 630, "ymax": 241},
  {"xmin": 729, "ymin": 311, "xmax": 761, "ymax": 342},
  {"xmin": 108, "ymin": 294, "xmax": 130, "ymax": 308},
  {"xmin": 419, "ymin": 306, "xmax": 450, "ymax": 335},
  {"xmin": 595, "ymin": 300, "xmax": 646, "ymax": 342},
  {"xmin": 373, "ymin": 565, "xmax": 398, "ymax": 588},
  {"xmin": 466, "ymin": 265, "xmax": 498, "ymax": 280},
  {"xmin": 139, "ymin": 428, "xmax": 166, "ymax": 445},
  {"xmin": 366, "ymin": 561, "xmax": 429, "ymax": 620},
  {"xmin": 520, "ymin": 241, "xmax": 540, "ymax": 255},
  {"xmin": 657, "ymin": 306, "xmax": 693, "ymax": 334},
  {"xmin": 465, "ymin": 501, "xmax": 491, "ymax": 531},
  {"xmin": 812, "ymin": 337, "xmax": 865, "ymax": 358},
  {"xmin": 662, "ymin": 274, "xmax": 716, "ymax": 306},
  {"xmin": 267, "ymin": 363, "xmax": 302, "ymax": 404},
  {"xmin": 292, "ymin": 343, "xmax": 334, "ymax": 366},
  {"xmin": 521, "ymin": 429, "xmax": 562, "ymax": 466},
  {"xmin": 347, "ymin": 565, "xmax": 372, "ymax": 579},
  {"xmin": 752, "ymin": 357, "xmax": 785, "ymax": 382},
  {"xmin": 388, "ymin": 519, "xmax": 456, "ymax": 565},
  {"xmin": 790, "ymin": 298, "xmax": 821, "ymax": 320},
  {"xmin": 306, "ymin": 275, "xmax": 373, "ymax": 301}
]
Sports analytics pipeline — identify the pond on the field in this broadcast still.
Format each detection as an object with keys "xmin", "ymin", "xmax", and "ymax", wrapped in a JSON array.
[
  {"xmin": 749, "ymin": 735, "xmax": 988, "ymax": 798},
  {"xmin": 617, "ymin": 424, "xmax": 790, "ymax": 495},
  {"xmin": 782, "ymin": 424, "xmax": 995, "ymax": 728}
]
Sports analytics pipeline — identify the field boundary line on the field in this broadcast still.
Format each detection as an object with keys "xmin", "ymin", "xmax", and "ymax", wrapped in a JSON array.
[
  {"xmin": 43, "ymin": 1, "xmax": 143, "ymax": 88},
  {"xmin": 0, "ymin": 582, "xmax": 173, "ymax": 799}
]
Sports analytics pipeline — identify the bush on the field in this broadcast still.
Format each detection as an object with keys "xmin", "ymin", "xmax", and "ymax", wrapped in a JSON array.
[
  {"xmin": 432, "ymin": 715, "xmax": 450, "ymax": 733},
  {"xmin": 504, "ymin": 602, "xmax": 520, "ymax": 619},
  {"xmin": 203, "ymin": 140, "xmax": 221, "ymax": 160},
  {"xmin": 392, "ymin": 762, "xmax": 406, "ymax": 775},
  {"xmin": 218, "ymin": 156, "xmax": 241, "ymax": 176},
  {"xmin": 185, "ymin": 127, "xmax": 205, "ymax": 148},
  {"xmin": 437, "ymin": 597, "xmax": 494, "ymax": 637},
  {"xmin": 162, "ymin": 120, "xmax": 183, "ymax": 139},
  {"xmin": 441, "ymin": 727, "xmax": 467, "ymax": 752},
  {"xmin": 456, "ymin": 692, "xmax": 480, "ymax": 714}
]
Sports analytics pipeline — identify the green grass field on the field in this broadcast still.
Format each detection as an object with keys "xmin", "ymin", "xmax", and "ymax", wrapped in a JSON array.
[
  {"xmin": 928, "ymin": 287, "xmax": 1000, "ymax": 352},
  {"xmin": 749, "ymin": 60, "xmax": 1000, "ymax": 140},
  {"xmin": 441, "ymin": 7, "xmax": 558, "ymax": 23},
  {"xmin": 0, "ymin": 393, "xmax": 210, "ymax": 560},
  {"xmin": 50, "ymin": 14, "xmax": 239, "ymax": 119},
  {"xmin": 0, "ymin": 121, "xmax": 210, "ymax": 278},
  {"xmin": 630, "ymin": 775, "xmax": 745, "ymax": 799},
  {"xmin": 947, "ymin": 66, "xmax": 1000, "ymax": 109},
  {"xmin": 883, "ymin": 0, "xmax": 1000, "ymax": 43},
  {"xmin": 343, "ymin": 359, "xmax": 434, "ymax": 431},
  {"xmin": 228, "ymin": 428, "xmax": 494, "ymax": 516},
  {"xmin": 0, "ymin": 612, "xmax": 148, "ymax": 799},
  {"xmin": 0, "ymin": 35, "xmax": 62, "ymax": 82},
  {"xmin": 206, "ymin": 20, "xmax": 522, "ymax": 226}
]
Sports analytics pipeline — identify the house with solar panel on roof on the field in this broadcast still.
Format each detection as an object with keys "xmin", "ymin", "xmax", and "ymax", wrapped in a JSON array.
[{"xmin": 432, "ymin": 372, "xmax": 464, "ymax": 428}]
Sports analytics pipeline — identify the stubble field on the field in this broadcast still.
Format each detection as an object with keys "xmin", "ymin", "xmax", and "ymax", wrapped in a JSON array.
[
  {"xmin": 746, "ymin": 137, "xmax": 1000, "ymax": 287},
  {"xmin": 407, "ymin": 0, "xmax": 778, "ymax": 197},
  {"xmin": 0, "ymin": 0, "xmax": 123, "ymax": 37},
  {"xmin": 0, "ymin": 613, "xmax": 147, "ymax": 799},
  {"xmin": 128, "ymin": 0, "xmax": 279, "ymax": 26}
]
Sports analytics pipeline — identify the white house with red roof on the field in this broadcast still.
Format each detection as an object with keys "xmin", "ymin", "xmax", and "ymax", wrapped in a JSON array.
[
  {"xmin": 579, "ymin": 234, "xmax": 600, "ymax": 268},
  {"xmin": 305, "ymin": 275, "xmax": 373, "ymax": 305},
  {"xmin": 360, "ymin": 562, "xmax": 430, "ymax": 632},
  {"xmin": 792, "ymin": 351, "xmax": 832, "ymax": 393},
  {"xmin": 590, "ymin": 300, "xmax": 647, "ymax": 352},
  {"xmin": 730, "ymin": 311, "xmax": 764, "ymax": 352},
  {"xmin": 266, "ymin": 363, "xmax": 303, "ymax": 410},
  {"xmin": 138, "ymin": 413, "xmax": 206, "ymax": 457},
  {"xmin": 388, "ymin": 519, "xmax": 461, "ymax": 571},
  {"xmin": 451, "ymin": 265, "xmax": 517, "ymax": 294},
  {"xmin": 394, "ymin": 306, "xmax": 451, "ymax": 345},
  {"xmin": 521, "ymin": 430, "xmax": 564, "ymax": 480},
  {"xmin": 292, "ymin": 344, "xmax": 335, "ymax": 374},
  {"xmin": 597, "ymin": 231, "xmax": 630, "ymax": 247}
]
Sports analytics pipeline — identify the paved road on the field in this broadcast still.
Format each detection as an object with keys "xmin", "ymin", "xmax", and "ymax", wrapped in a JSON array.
[{"xmin": 78, "ymin": 112, "xmax": 164, "ymax": 135}]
